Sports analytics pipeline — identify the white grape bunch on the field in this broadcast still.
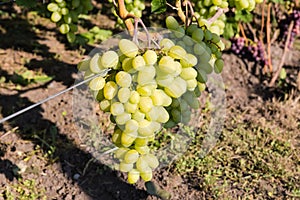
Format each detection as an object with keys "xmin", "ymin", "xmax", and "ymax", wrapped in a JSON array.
[
  {"xmin": 192, "ymin": 0, "xmax": 264, "ymax": 36},
  {"xmin": 77, "ymin": 15, "xmax": 225, "ymax": 184},
  {"xmin": 47, "ymin": 0, "xmax": 93, "ymax": 43}
]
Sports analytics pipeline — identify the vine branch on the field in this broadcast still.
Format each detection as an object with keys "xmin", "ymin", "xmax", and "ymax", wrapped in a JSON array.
[{"xmin": 269, "ymin": 21, "xmax": 294, "ymax": 87}]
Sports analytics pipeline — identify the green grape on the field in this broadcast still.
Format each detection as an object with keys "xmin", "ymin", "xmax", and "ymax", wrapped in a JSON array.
[
  {"xmin": 118, "ymin": 87, "xmax": 131, "ymax": 103},
  {"xmin": 47, "ymin": 3, "xmax": 59, "ymax": 12},
  {"xmin": 180, "ymin": 54, "xmax": 198, "ymax": 68},
  {"xmin": 132, "ymin": 110, "xmax": 145, "ymax": 122},
  {"xmin": 88, "ymin": 76, "xmax": 105, "ymax": 91},
  {"xmin": 59, "ymin": 23, "xmax": 70, "ymax": 34},
  {"xmin": 110, "ymin": 102, "xmax": 124, "ymax": 116},
  {"xmin": 186, "ymin": 79, "xmax": 198, "ymax": 91},
  {"xmin": 182, "ymin": 91, "xmax": 200, "ymax": 109},
  {"xmin": 121, "ymin": 131, "xmax": 138, "ymax": 147},
  {"xmin": 137, "ymin": 65, "xmax": 156, "ymax": 86},
  {"xmin": 137, "ymin": 83, "xmax": 156, "ymax": 97},
  {"xmin": 174, "ymin": 27, "xmax": 185, "ymax": 38},
  {"xmin": 158, "ymin": 56, "xmax": 176, "ymax": 74},
  {"xmin": 165, "ymin": 16, "xmax": 179, "ymax": 30},
  {"xmin": 168, "ymin": 45, "xmax": 187, "ymax": 60},
  {"xmin": 125, "ymin": 119, "xmax": 139, "ymax": 132},
  {"xmin": 164, "ymin": 77, "xmax": 187, "ymax": 98},
  {"xmin": 124, "ymin": 149, "xmax": 139, "ymax": 164},
  {"xmin": 61, "ymin": 7, "xmax": 69, "ymax": 15},
  {"xmin": 77, "ymin": 58, "xmax": 90, "ymax": 71},
  {"xmin": 214, "ymin": 58, "xmax": 224, "ymax": 73},
  {"xmin": 183, "ymin": 35, "xmax": 194, "ymax": 46},
  {"xmin": 159, "ymin": 38, "xmax": 175, "ymax": 52},
  {"xmin": 103, "ymin": 81, "xmax": 118, "ymax": 100},
  {"xmin": 112, "ymin": 128, "xmax": 122, "ymax": 146},
  {"xmin": 115, "ymin": 71, "xmax": 132, "ymax": 88},
  {"xmin": 193, "ymin": 43, "xmax": 206, "ymax": 56},
  {"xmin": 119, "ymin": 39, "xmax": 139, "ymax": 58},
  {"xmin": 143, "ymin": 50, "xmax": 157, "ymax": 65},
  {"xmin": 196, "ymin": 69, "xmax": 208, "ymax": 83},
  {"xmin": 140, "ymin": 167, "xmax": 153, "ymax": 182},
  {"xmin": 144, "ymin": 153, "xmax": 159, "ymax": 169},
  {"xmin": 136, "ymin": 156, "xmax": 150, "ymax": 171},
  {"xmin": 119, "ymin": 162, "xmax": 133, "ymax": 172},
  {"xmin": 192, "ymin": 28, "xmax": 204, "ymax": 42},
  {"xmin": 151, "ymin": 89, "xmax": 172, "ymax": 107},
  {"xmin": 99, "ymin": 99, "xmax": 110, "ymax": 112},
  {"xmin": 63, "ymin": 14, "xmax": 72, "ymax": 24},
  {"xmin": 127, "ymin": 169, "xmax": 140, "ymax": 184},
  {"xmin": 212, "ymin": 0, "xmax": 222, "ymax": 6},
  {"xmin": 186, "ymin": 24, "xmax": 198, "ymax": 35},
  {"xmin": 114, "ymin": 147, "xmax": 129, "ymax": 159},
  {"xmin": 51, "ymin": 11, "xmax": 62, "ymax": 22},
  {"xmin": 124, "ymin": 102, "xmax": 138, "ymax": 113},
  {"xmin": 122, "ymin": 58, "xmax": 135, "ymax": 73},
  {"xmin": 138, "ymin": 120, "xmax": 154, "ymax": 137},
  {"xmin": 155, "ymin": 106, "xmax": 170, "ymax": 123},
  {"xmin": 180, "ymin": 67, "xmax": 198, "ymax": 80},
  {"xmin": 134, "ymin": 137, "xmax": 148, "ymax": 146},
  {"xmin": 66, "ymin": 32, "xmax": 76, "ymax": 43},
  {"xmin": 134, "ymin": 144, "xmax": 150, "ymax": 155},
  {"xmin": 89, "ymin": 53, "xmax": 102, "ymax": 73},
  {"xmin": 171, "ymin": 108, "xmax": 182, "ymax": 123},
  {"xmin": 129, "ymin": 91, "xmax": 140, "ymax": 104},
  {"xmin": 101, "ymin": 50, "xmax": 119, "ymax": 69},
  {"xmin": 132, "ymin": 55, "xmax": 146, "ymax": 70},
  {"xmin": 115, "ymin": 112, "xmax": 131, "ymax": 125},
  {"xmin": 139, "ymin": 96, "xmax": 153, "ymax": 113}
]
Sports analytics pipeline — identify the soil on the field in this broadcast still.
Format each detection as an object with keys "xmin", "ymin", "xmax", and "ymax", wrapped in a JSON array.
[{"xmin": 0, "ymin": 2, "xmax": 299, "ymax": 200}]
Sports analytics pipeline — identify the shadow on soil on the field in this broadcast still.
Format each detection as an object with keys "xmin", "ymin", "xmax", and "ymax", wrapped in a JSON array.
[{"xmin": 0, "ymin": 6, "xmax": 148, "ymax": 200}]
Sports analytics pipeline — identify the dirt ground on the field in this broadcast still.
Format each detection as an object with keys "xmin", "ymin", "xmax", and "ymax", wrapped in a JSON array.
[{"xmin": 0, "ymin": 3, "xmax": 299, "ymax": 200}]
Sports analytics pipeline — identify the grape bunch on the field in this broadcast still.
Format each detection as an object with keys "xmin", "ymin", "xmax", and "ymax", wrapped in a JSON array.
[
  {"xmin": 228, "ymin": 0, "xmax": 263, "ymax": 11},
  {"xmin": 47, "ymin": 0, "xmax": 93, "ymax": 43},
  {"xmin": 285, "ymin": 9, "xmax": 300, "ymax": 48},
  {"xmin": 191, "ymin": 0, "xmax": 264, "ymax": 36},
  {"xmin": 192, "ymin": 0, "xmax": 227, "ymax": 35},
  {"xmin": 77, "ymin": 15, "xmax": 225, "ymax": 184},
  {"xmin": 108, "ymin": 0, "xmax": 146, "ymax": 27},
  {"xmin": 230, "ymin": 37, "xmax": 267, "ymax": 66}
]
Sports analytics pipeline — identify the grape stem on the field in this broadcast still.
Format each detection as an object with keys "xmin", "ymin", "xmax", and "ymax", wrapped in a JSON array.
[
  {"xmin": 175, "ymin": 0, "xmax": 186, "ymax": 24},
  {"xmin": 269, "ymin": 21, "xmax": 294, "ymax": 87},
  {"xmin": 266, "ymin": 3, "xmax": 273, "ymax": 72},
  {"xmin": 207, "ymin": 7, "xmax": 229, "ymax": 26},
  {"xmin": 117, "ymin": 0, "xmax": 135, "ymax": 35},
  {"xmin": 182, "ymin": 0, "xmax": 197, "ymax": 27},
  {"xmin": 132, "ymin": 18, "xmax": 161, "ymax": 49}
]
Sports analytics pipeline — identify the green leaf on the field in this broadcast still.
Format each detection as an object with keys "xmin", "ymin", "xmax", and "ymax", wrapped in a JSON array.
[
  {"xmin": 234, "ymin": 10, "xmax": 253, "ymax": 23},
  {"xmin": 223, "ymin": 23, "xmax": 234, "ymax": 39},
  {"xmin": 33, "ymin": 75, "xmax": 53, "ymax": 83},
  {"xmin": 151, "ymin": 0, "xmax": 167, "ymax": 14},
  {"xmin": 15, "ymin": 0, "xmax": 37, "ymax": 8}
]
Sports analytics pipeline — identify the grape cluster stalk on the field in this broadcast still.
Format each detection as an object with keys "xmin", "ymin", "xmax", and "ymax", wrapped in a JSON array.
[{"xmin": 77, "ymin": 16, "xmax": 225, "ymax": 184}]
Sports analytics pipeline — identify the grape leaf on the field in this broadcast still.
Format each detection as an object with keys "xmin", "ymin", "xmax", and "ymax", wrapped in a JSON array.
[
  {"xmin": 151, "ymin": 0, "xmax": 166, "ymax": 14},
  {"xmin": 223, "ymin": 23, "xmax": 234, "ymax": 39},
  {"xmin": 15, "ymin": 0, "xmax": 36, "ymax": 8},
  {"xmin": 234, "ymin": 10, "xmax": 253, "ymax": 23}
]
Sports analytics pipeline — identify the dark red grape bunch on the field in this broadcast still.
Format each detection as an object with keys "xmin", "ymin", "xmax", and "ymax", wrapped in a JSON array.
[
  {"xmin": 230, "ymin": 37, "xmax": 245, "ymax": 54},
  {"xmin": 285, "ymin": 9, "xmax": 300, "ymax": 48}
]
